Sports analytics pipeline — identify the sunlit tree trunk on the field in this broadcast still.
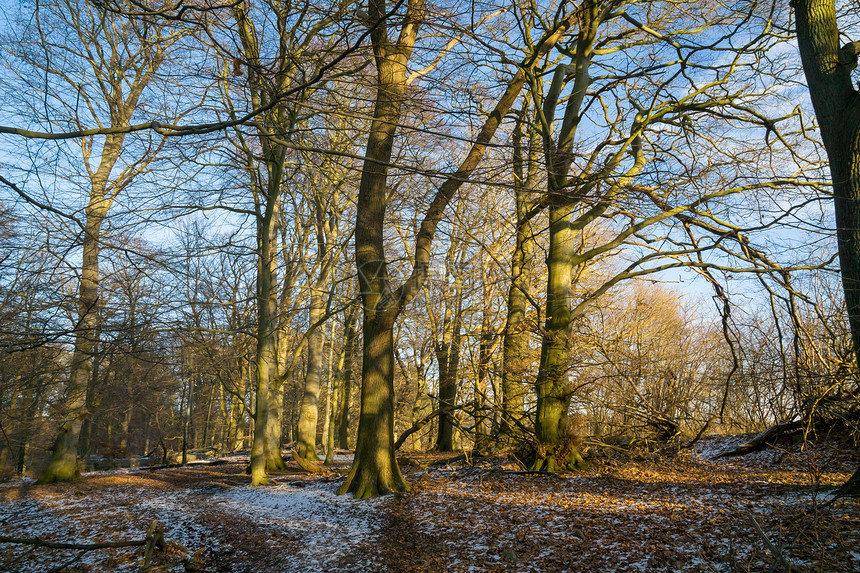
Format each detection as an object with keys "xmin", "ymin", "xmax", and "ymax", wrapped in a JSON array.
[
  {"xmin": 39, "ymin": 149, "xmax": 114, "ymax": 484},
  {"xmin": 501, "ymin": 106, "xmax": 539, "ymax": 438},
  {"xmin": 337, "ymin": 0, "xmax": 423, "ymax": 498},
  {"xmin": 531, "ymin": 202, "xmax": 586, "ymax": 471},
  {"xmin": 339, "ymin": 0, "xmax": 577, "ymax": 497},
  {"xmin": 296, "ymin": 274, "xmax": 331, "ymax": 460},
  {"xmin": 264, "ymin": 379, "xmax": 284, "ymax": 470},
  {"xmin": 229, "ymin": 357, "xmax": 249, "ymax": 451},
  {"xmin": 250, "ymin": 184, "xmax": 282, "ymax": 482},
  {"xmin": 36, "ymin": 3, "xmax": 168, "ymax": 483},
  {"xmin": 529, "ymin": 1, "xmax": 600, "ymax": 472}
]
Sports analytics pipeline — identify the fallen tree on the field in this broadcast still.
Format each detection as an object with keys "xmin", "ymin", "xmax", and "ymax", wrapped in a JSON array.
[{"xmin": 0, "ymin": 520, "xmax": 165, "ymax": 572}]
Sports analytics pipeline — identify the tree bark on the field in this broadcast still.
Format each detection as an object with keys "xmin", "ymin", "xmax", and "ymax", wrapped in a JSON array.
[
  {"xmin": 529, "ymin": 1, "xmax": 602, "ymax": 472},
  {"xmin": 38, "ymin": 191, "xmax": 107, "ymax": 483},
  {"xmin": 250, "ymin": 194, "xmax": 281, "ymax": 483},
  {"xmin": 794, "ymin": 0, "xmax": 860, "ymax": 363},
  {"xmin": 338, "ymin": 314, "xmax": 408, "ymax": 497},
  {"xmin": 795, "ymin": 0, "xmax": 860, "ymax": 497},
  {"xmin": 36, "ymin": 7, "xmax": 165, "ymax": 483},
  {"xmin": 264, "ymin": 379, "xmax": 285, "ymax": 470},
  {"xmin": 475, "ymin": 262, "xmax": 495, "ymax": 451},
  {"xmin": 531, "ymin": 201, "xmax": 586, "ymax": 471},
  {"xmin": 336, "ymin": 301, "xmax": 358, "ymax": 449},
  {"xmin": 296, "ymin": 278, "xmax": 329, "ymax": 460},
  {"xmin": 501, "ymin": 107, "xmax": 538, "ymax": 438},
  {"xmin": 337, "ymin": 0, "xmax": 424, "ymax": 497}
]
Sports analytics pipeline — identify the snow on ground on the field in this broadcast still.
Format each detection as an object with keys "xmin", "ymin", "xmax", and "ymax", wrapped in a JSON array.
[
  {"xmin": 205, "ymin": 480, "xmax": 386, "ymax": 570},
  {"xmin": 0, "ymin": 440, "xmax": 858, "ymax": 572},
  {"xmin": 0, "ymin": 456, "xmax": 386, "ymax": 572}
]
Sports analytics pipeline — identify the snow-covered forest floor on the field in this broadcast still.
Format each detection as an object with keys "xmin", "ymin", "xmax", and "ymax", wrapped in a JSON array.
[{"xmin": 1, "ymin": 435, "xmax": 858, "ymax": 572}]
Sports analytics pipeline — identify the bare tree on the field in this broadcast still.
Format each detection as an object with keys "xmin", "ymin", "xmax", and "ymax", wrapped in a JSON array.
[{"xmin": 1, "ymin": 0, "xmax": 182, "ymax": 483}]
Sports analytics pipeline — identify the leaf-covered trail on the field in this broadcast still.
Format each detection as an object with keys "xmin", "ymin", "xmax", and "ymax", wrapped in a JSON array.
[{"xmin": 1, "ymin": 439, "xmax": 858, "ymax": 572}]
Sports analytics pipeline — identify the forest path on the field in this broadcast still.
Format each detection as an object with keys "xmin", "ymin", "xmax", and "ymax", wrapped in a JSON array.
[{"xmin": 1, "ymin": 439, "xmax": 858, "ymax": 572}]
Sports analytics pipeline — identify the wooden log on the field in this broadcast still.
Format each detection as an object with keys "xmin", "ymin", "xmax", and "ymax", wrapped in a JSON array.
[{"xmin": 717, "ymin": 421, "xmax": 802, "ymax": 457}]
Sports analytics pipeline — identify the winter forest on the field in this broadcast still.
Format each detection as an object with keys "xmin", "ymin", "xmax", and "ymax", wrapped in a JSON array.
[{"xmin": 0, "ymin": 0, "xmax": 859, "ymax": 571}]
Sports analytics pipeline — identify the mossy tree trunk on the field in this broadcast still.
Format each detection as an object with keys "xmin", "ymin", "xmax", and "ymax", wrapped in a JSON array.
[
  {"xmin": 295, "ymin": 287, "xmax": 325, "ymax": 460},
  {"xmin": 232, "ymin": 0, "xmax": 332, "ymax": 480},
  {"xmin": 41, "ymin": 192, "xmax": 109, "ymax": 483},
  {"xmin": 528, "ymin": 1, "xmax": 601, "ymax": 472},
  {"xmin": 338, "ymin": 0, "xmax": 424, "ymax": 498},
  {"xmin": 264, "ymin": 376, "xmax": 285, "ymax": 471},
  {"xmin": 229, "ymin": 357, "xmax": 249, "ymax": 451},
  {"xmin": 38, "ymin": 148, "xmax": 116, "ymax": 484},
  {"xmin": 249, "ymin": 172, "xmax": 283, "ymax": 483},
  {"xmin": 296, "ymin": 269, "xmax": 334, "ymax": 460},
  {"xmin": 531, "ymin": 202, "xmax": 587, "ymax": 471},
  {"xmin": 339, "ymin": 313, "xmax": 409, "ymax": 498},
  {"xmin": 500, "ymin": 104, "xmax": 539, "ymax": 439},
  {"xmin": 296, "ymin": 162, "xmax": 343, "ymax": 460}
]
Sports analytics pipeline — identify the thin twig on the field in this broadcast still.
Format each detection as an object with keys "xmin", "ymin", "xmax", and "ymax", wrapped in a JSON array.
[{"xmin": 747, "ymin": 512, "xmax": 807, "ymax": 573}]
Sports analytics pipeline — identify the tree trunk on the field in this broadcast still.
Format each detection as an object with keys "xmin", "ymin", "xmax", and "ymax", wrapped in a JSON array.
[
  {"xmin": 434, "ymin": 303, "xmax": 462, "ymax": 452},
  {"xmin": 409, "ymin": 354, "xmax": 431, "ymax": 450},
  {"xmin": 265, "ymin": 380, "xmax": 285, "ymax": 470},
  {"xmin": 296, "ymin": 280, "xmax": 329, "ymax": 460},
  {"xmin": 182, "ymin": 377, "xmax": 192, "ymax": 465},
  {"xmin": 324, "ymin": 322, "xmax": 341, "ymax": 464},
  {"xmin": 531, "ymin": 201, "xmax": 587, "ymax": 471},
  {"xmin": 13, "ymin": 379, "xmax": 44, "ymax": 475},
  {"xmin": 119, "ymin": 407, "xmax": 131, "ymax": 457},
  {"xmin": 475, "ymin": 259, "xmax": 495, "ymax": 451},
  {"xmin": 337, "ymin": 315, "xmax": 408, "ymax": 498},
  {"xmin": 38, "ymin": 208, "xmax": 105, "ymax": 484},
  {"xmin": 795, "ymin": 0, "xmax": 860, "ymax": 362},
  {"xmin": 34, "ymin": 8, "xmax": 162, "ymax": 481},
  {"xmin": 250, "ymin": 193, "xmax": 281, "ymax": 483},
  {"xmin": 229, "ymin": 358, "xmax": 248, "ymax": 451},
  {"xmin": 337, "ymin": 0, "xmax": 423, "ymax": 497},
  {"xmin": 501, "ymin": 105, "xmax": 539, "ymax": 438},
  {"xmin": 795, "ymin": 0, "xmax": 860, "ymax": 497},
  {"xmin": 340, "ymin": 0, "xmax": 578, "ymax": 497},
  {"xmin": 336, "ymin": 302, "xmax": 358, "ymax": 449},
  {"xmin": 529, "ymin": 3, "xmax": 607, "ymax": 472}
]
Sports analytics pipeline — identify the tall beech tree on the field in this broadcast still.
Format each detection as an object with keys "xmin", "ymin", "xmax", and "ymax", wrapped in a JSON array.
[
  {"xmin": 33, "ymin": 1, "xmax": 176, "ymax": 483},
  {"xmin": 522, "ymin": 0, "xmax": 818, "ymax": 471},
  {"xmin": 338, "ymin": 0, "xmax": 581, "ymax": 498},
  {"xmin": 225, "ymin": 0, "xmax": 356, "ymax": 484},
  {"xmin": 500, "ymin": 101, "xmax": 541, "ymax": 439}
]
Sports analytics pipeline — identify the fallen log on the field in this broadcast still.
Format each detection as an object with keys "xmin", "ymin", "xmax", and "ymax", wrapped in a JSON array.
[
  {"xmin": 717, "ymin": 421, "xmax": 802, "ymax": 457},
  {"xmin": 0, "ymin": 519, "xmax": 165, "ymax": 573}
]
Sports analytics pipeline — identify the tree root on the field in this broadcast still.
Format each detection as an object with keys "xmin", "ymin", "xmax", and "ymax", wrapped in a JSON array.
[{"xmin": 291, "ymin": 449, "xmax": 330, "ymax": 475}]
